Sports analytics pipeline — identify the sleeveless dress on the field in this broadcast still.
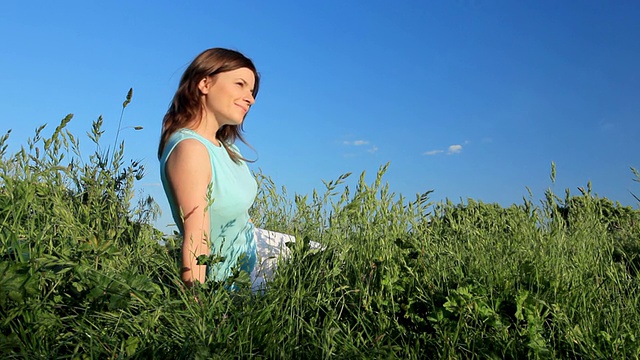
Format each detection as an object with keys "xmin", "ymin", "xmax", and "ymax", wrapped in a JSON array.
[{"xmin": 159, "ymin": 128, "xmax": 258, "ymax": 282}]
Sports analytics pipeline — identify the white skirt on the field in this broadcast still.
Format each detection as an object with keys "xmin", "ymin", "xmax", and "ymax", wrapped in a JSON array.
[
  {"xmin": 250, "ymin": 228, "xmax": 295, "ymax": 291},
  {"xmin": 250, "ymin": 228, "xmax": 323, "ymax": 291}
]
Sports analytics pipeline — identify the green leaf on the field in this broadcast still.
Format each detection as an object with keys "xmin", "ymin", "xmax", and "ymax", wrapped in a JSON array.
[{"xmin": 125, "ymin": 336, "xmax": 140, "ymax": 356}]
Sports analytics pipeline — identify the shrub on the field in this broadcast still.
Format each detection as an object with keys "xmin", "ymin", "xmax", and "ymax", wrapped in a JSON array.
[{"xmin": 1, "ymin": 94, "xmax": 639, "ymax": 358}]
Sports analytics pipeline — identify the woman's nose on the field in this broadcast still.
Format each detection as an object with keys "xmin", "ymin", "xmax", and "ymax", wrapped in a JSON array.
[{"xmin": 244, "ymin": 92, "xmax": 255, "ymax": 105}]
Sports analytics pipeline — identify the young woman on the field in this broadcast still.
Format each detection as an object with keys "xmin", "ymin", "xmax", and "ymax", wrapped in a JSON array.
[{"xmin": 158, "ymin": 48, "xmax": 260, "ymax": 287}]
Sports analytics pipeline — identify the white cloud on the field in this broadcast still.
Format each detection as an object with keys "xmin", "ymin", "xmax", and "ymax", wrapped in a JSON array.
[
  {"xmin": 447, "ymin": 144, "xmax": 463, "ymax": 154},
  {"xmin": 342, "ymin": 139, "xmax": 377, "ymax": 157},
  {"xmin": 423, "ymin": 144, "xmax": 465, "ymax": 156},
  {"xmin": 600, "ymin": 121, "xmax": 614, "ymax": 131},
  {"xmin": 343, "ymin": 140, "xmax": 369, "ymax": 146}
]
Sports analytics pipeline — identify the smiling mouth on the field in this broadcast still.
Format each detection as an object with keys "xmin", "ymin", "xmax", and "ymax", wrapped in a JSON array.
[{"xmin": 236, "ymin": 104, "xmax": 248, "ymax": 113}]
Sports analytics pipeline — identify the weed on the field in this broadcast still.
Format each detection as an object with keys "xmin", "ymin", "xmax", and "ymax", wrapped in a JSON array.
[{"xmin": 1, "ymin": 94, "xmax": 639, "ymax": 358}]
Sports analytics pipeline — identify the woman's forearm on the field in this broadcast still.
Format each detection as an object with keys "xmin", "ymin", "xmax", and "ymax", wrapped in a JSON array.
[{"xmin": 181, "ymin": 233, "xmax": 208, "ymax": 286}]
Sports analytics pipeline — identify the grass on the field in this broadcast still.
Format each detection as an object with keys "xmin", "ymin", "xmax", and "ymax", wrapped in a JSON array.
[{"xmin": 1, "ymin": 96, "xmax": 639, "ymax": 358}]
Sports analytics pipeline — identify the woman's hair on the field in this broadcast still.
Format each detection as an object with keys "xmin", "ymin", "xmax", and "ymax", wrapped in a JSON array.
[{"xmin": 158, "ymin": 48, "xmax": 260, "ymax": 162}]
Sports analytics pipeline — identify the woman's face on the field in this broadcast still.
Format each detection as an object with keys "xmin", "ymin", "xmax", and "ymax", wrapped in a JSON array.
[{"xmin": 199, "ymin": 67, "xmax": 256, "ymax": 127}]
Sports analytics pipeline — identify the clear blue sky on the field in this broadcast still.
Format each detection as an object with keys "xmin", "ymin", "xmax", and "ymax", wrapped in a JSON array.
[{"xmin": 2, "ymin": 1, "xmax": 639, "ymax": 233}]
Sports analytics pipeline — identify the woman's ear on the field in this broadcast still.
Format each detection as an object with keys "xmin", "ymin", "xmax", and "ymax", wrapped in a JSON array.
[{"xmin": 198, "ymin": 77, "xmax": 211, "ymax": 95}]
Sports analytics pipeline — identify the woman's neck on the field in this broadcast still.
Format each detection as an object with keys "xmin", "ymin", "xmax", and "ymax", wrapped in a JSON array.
[{"xmin": 190, "ymin": 114, "xmax": 221, "ymax": 147}]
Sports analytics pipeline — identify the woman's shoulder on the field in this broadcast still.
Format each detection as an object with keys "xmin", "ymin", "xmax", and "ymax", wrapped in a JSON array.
[
  {"xmin": 163, "ymin": 138, "xmax": 212, "ymax": 182},
  {"xmin": 160, "ymin": 129, "xmax": 210, "ymax": 163},
  {"xmin": 169, "ymin": 128, "xmax": 201, "ymax": 142},
  {"xmin": 172, "ymin": 137, "xmax": 209, "ymax": 154},
  {"xmin": 168, "ymin": 139, "xmax": 210, "ymax": 166}
]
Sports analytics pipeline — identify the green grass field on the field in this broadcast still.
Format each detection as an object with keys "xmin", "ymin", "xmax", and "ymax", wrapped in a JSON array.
[{"xmin": 1, "ymin": 105, "xmax": 639, "ymax": 358}]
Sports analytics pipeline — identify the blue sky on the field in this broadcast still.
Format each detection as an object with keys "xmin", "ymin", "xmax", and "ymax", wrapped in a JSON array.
[{"xmin": 1, "ymin": 1, "xmax": 639, "ymax": 233}]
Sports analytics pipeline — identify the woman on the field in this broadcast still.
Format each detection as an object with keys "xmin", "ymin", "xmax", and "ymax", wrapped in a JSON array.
[{"xmin": 158, "ymin": 48, "xmax": 260, "ymax": 287}]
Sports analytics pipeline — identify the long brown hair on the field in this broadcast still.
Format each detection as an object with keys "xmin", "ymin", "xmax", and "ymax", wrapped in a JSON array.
[{"xmin": 158, "ymin": 48, "xmax": 260, "ymax": 162}]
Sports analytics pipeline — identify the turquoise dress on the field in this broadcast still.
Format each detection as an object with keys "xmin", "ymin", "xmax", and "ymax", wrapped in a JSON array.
[{"xmin": 160, "ymin": 128, "xmax": 258, "ymax": 282}]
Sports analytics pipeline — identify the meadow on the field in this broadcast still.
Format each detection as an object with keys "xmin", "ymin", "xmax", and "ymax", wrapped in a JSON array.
[{"xmin": 1, "ymin": 97, "xmax": 639, "ymax": 359}]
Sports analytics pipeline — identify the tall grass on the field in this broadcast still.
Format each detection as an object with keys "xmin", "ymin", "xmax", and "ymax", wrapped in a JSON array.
[{"xmin": 1, "ymin": 96, "xmax": 639, "ymax": 358}]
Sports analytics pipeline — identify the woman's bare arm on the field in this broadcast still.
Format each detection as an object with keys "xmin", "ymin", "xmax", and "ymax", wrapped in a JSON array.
[{"xmin": 165, "ymin": 139, "xmax": 212, "ymax": 286}]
